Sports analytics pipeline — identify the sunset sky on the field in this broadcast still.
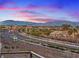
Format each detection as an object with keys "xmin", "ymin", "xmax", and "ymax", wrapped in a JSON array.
[{"xmin": 0, "ymin": 0, "xmax": 79, "ymax": 23}]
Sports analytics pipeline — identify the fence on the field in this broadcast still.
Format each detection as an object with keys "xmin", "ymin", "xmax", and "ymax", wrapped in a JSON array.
[{"xmin": 0, "ymin": 51, "xmax": 44, "ymax": 58}]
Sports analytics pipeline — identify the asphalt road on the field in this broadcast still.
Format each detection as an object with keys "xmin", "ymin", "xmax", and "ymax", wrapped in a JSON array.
[
  {"xmin": 19, "ymin": 33, "xmax": 79, "ymax": 49},
  {"xmin": 1, "ymin": 30, "xmax": 79, "ymax": 58}
]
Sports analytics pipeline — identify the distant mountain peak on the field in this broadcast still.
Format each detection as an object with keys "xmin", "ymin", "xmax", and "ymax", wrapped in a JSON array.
[{"xmin": 0, "ymin": 20, "xmax": 79, "ymax": 26}]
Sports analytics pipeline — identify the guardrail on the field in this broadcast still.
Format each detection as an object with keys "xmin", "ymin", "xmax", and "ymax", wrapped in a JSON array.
[{"xmin": 0, "ymin": 51, "xmax": 44, "ymax": 58}]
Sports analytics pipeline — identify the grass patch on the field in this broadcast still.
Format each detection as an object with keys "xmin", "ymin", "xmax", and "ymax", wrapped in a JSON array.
[
  {"xmin": 70, "ymin": 49, "xmax": 79, "ymax": 53},
  {"xmin": 47, "ymin": 44, "xmax": 67, "ymax": 51}
]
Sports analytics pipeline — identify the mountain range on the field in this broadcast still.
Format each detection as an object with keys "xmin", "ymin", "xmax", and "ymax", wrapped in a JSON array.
[{"xmin": 0, "ymin": 20, "xmax": 79, "ymax": 26}]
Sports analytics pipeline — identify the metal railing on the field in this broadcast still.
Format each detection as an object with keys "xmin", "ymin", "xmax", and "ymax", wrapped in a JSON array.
[{"xmin": 0, "ymin": 51, "xmax": 44, "ymax": 58}]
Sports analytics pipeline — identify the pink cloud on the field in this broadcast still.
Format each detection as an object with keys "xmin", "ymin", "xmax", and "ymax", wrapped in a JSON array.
[
  {"xmin": 11, "ymin": 11, "xmax": 52, "ymax": 23},
  {"xmin": 27, "ymin": 19, "xmax": 49, "ymax": 23},
  {"xmin": 0, "ymin": 7, "xmax": 26, "ymax": 11},
  {"xmin": 27, "ymin": 4, "xmax": 39, "ymax": 9},
  {"xmin": 69, "ymin": 11, "xmax": 79, "ymax": 20}
]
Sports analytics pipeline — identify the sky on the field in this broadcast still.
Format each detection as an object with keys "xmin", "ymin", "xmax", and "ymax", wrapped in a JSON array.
[{"xmin": 0, "ymin": 0, "xmax": 79, "ymax": 23}]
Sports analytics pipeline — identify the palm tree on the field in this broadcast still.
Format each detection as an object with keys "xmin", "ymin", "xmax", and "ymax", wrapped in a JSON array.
[
  {"xmin": 72, "ymin": 28, "xmax": 77, "ymax": 36},
  {"xmin": 69, "ymin": 27, "xmax": 78, "ymax": 43},
  {"xmin": 62, "ymin": 24, "xmax": 71, "ymax": 31}
]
